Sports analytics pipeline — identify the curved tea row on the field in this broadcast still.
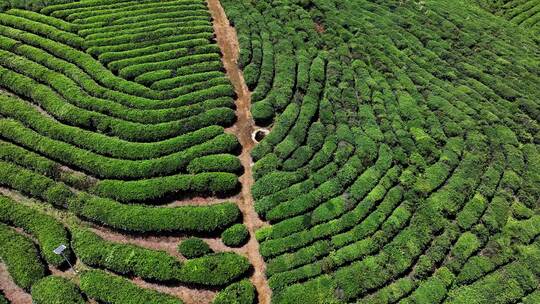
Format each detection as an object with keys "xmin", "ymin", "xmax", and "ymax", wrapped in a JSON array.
[
  {"xmin": 0, "ymin": 0, "xmax": 256, "ymax": 303},
  {"xmin": 222, "ymin": 0, "xmax": 540, "ymax": 303}
]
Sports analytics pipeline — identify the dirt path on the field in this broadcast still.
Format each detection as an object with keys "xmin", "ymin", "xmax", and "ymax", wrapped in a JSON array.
[
  {"xmin": 0, "ymin": 264, "xmax": 31, "ymax": 304},
  {"xmin": 207, "ymin": 0, "xmax": 272, "ymax": 303}
]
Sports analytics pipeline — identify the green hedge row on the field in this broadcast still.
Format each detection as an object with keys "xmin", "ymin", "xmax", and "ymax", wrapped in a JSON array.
[
  {"xmin": 72, "ymin": 227, "xmax": 183, "ymax": 281},
  {"xmin": 0, "ymin": 196, "xmax": 71, "ymax": 266},
  {"xmin": 253, "ymin": 140, "xmax": 357, "ymax": 217},
  {"xmin": 330, "ymin": 149, "xmax": 488, "ymax": 300},
  {"xmin": 6, "ymin": 9, "xmax": 76, "ymax": 32},
  {"xmin": 73, "ymin": 228, "xmax": 250, "ymax": 285},
  {"xmin": 91, "ymin": 171, "xmax": 238, "ymax": 203},
  {"xmin": 151, "ymin": 71, "xmax": 224, "ymax": 91},
  {"xmin": 257, "ymin": 41, "xmax": 295, "ymax": 114},
  {"xmin": 61, "ymin": 0, "xmax": 194, "ymax": 22},
  {"xmin": 0, "ymin": 119, "xmax": 238, "ymax": 179},
  {"xmin": 88, "ymin": 31, "xmax": 213, "ymax": 58},
  {"xmin": 31, "ymin": 276, "xmax": 85, "ymax": 304},
  {"xmin": 42, "ymin": 0, "xmax": 156, "ymax": 15},
  {"xmin": 79, "ymin": 12, "xmax": 206, "ymax": 35},
  {"xmin": 135, "ymin": 61, "xmax": 223, "ymax": 87},
  {"xmin": 221, "ymin": 224, "xmax": 249, "ymax": 247},
  {"xmin": 250, "ymin": 31, "xmax": 274, "ymax": 102},
  {"xmin": 86, "ymin": 24, "xmax": 213, "ymax": 48},
  {"xmin": 0, "ymin": 161, "xmax": 241, "ymax": 233},
  {"xmin": 0, "ymin": 55, "xmax": 234, "ymax": 130},
  {"xmin": 84, "ymin": 18, "xmax": 209, "ymax": 41},
  {"xmin": 0, "ymin": 23, "xmax": 224, "ymax": 101},
  {"xmin": 0, "ymin": 33, "xmax": 228, "ymax": 109},
  {"xmin": 118, "ymin": 53, "xmax": 221, "ymax": 79},
  {"xmin": 0, "ymin": 13, "xmax": 83, "ymax": 48},
  {"xmin": 1, "ymin": 0, "xmax": 78, "ymax": 12},
  {"xmin": 265, "ymin": 156, "xmax": 364, "ymax": 222},
  {"xmin": 213, "ymin": 280, "xmax": 256, "ymax": 304},
  {"xmin": 258, "ymin": 166, "xmax": 400, "ymax": 258},
  {"xmin": 0, "ymin": 140, "xmax": 60, "ymax": 179},
  {"xmin": 80, "ymin": 269, "xmax": 183, "ymax": 304},
  {"xmin": 0, "ymin": 44, "xmax": 230, "ymax": 124},
  {"xmin": 266, "ymin": 240, "xmax": 331, "ymax": 277},
  {"xmin": 0, "ymin": 160, "xmax": 72, "ymax": 208},
  {"xmin": 0, "ymin": 66, "xmax": 235, "ymax": 142},
  {"xmin": 0, "ymin": 223, "xmax": 46, "ymax": 290},
  {"xmin": 251, "ymin": 102, "xmax": 299, "ymax": 161},
  {"xmin": 268, "ymin": 200, "xmax": 412, "ymax": 291},
  {"xmin": 73, "ymin": 5, "xmax": 207, "ymax": 25},
  {"xmin": 0, "ymin": 93, "xmax": 229, "ymax": 160},
  {"xmin": 70, "ymin": 193, "xmax": 241, "ymax": 233},
  {"xmin": 178, "ymin": 237, "xmax": 212, "ymax": 258},
  {"xmin": 177, "ymin": 252, "xmax": 250, "ymax": 286},
  {"xmin": 187, "ymin": 154, "xmax": 242, "ymax": 174},
  {"xmin": 273, "ymin": 69, "xmax": 323, "ymax": 160}
]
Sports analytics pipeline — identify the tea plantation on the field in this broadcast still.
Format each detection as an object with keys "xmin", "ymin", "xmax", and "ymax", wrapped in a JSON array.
[
  {"xmin": 0, "ymin": 0, "xmax": 253, "ymax": 303},
  {"xmin": 0, "ymin": 0, "xmax": 539, "ymax": 303}
]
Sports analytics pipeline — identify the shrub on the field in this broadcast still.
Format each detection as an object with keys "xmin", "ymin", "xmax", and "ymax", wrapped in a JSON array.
[
  {"xmin": 178, "ymin": 238, "xmax": 212, "ymax": 259},
  {"xmin": 251, "ymin": 101, "xmax": 275, "ymax": 125},
  {"xmin": 79, "ymin": 269, "xmax": 183, "ymax": 304},
  {"xmin": 1, "ymin": 160, "xmax": 241, "ymax": 233},
  {"xmin": 92, "ymin": 172, "xmax": 239, "ymax": 203},
  {"xmin": 213, "ymin": 280, "xmax": 256, "ymax": 304},
  {"xmin": 252, "ymin": 171, "xmax": 304, "ymax": 200},
  {"xmin": 456, "ymin": 194, "xmax": 487, "ymax": 230},
  {"xmin": 0, "ymin": 223, "xmax": 46, "ymax": 290},
  {"xmin": 69, "ymin": 193, "xmax": 241, "ymax": 233},
  {"xmin": 72, "ymin": 227, "xmax": 182, "ymax": 281},
  {"xmin": 252, "ymin": 153, "xmax": 280, "ymax": 180},
  {"xmin": 0, "ymin": 93, "xmax": 229, "ymax": 160},
  {"xmin": 222, "ymin": 224, "xmax": 249, "ymax": 247},
  {"xmin": 72, "ymin": 228, "xmax": 249, "ymax": 285},
  {"xmin": 187, "ymin": 154, "xmax": 242, "ymax": 174},
  {"xmin": 0, "ymin": 119, "xmax": 238, "ymax": 179},
  {"xmin": 118, "ymin": 53, "xmax": 220, "ymax": 79},
  {"xmin": 177, "ymin": 253, "xmax": 251, "ymax": 286},
  {"xmin": 0, "ymin": 196, "xmax": 72, "ymax": 266},
  {"xmin": 31, "ymin": 276, "xmax": 85, "ymax": 304}
]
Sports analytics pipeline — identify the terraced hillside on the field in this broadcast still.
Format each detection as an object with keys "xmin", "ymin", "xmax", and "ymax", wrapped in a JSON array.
[
  {"xmin": 0, "ymin": 0, "xmax": 539, "ymax": 303},
  {"xmin": 221, "ymin": 0, "xmax": 540, "ymax": 303},
  {"xmin": 475, "ymin": 0, "xmax": 540, "ymax": 37},
  {"xmin": 0, "ymin": 0, "xmax": 258, "ymax": 303}
]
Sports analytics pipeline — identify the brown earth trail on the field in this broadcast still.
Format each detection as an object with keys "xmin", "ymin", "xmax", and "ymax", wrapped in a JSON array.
[{"xmin": 207, "ymin": 0, "xmax": 272, "ymax": 303}]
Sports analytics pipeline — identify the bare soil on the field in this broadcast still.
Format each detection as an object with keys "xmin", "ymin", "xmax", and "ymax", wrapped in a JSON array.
[
  {"xmin": 132, "ymin": 277, "xmax": 215, "ymax": 304},
  {"xmin": 207, "ymin": 0, "xmax": 272, "ymax": 303},
  {"xmin": 0, "ymin": 264, "xmax": 32, "ymax": 304}
]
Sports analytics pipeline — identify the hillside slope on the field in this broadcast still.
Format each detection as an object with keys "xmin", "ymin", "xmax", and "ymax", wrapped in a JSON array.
[
  {"xmin": 474, "ymin": 0, "xmax": 540, "ymax": 37},
  {"xmin": 221, "ymin": 0, "xmax": 540, "ymax": 303}
]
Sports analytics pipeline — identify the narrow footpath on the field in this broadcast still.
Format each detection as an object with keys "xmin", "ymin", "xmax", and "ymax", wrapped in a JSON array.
[{"xmin": 207, "ymin": 0, "xmax": 272, "ymax": 303}]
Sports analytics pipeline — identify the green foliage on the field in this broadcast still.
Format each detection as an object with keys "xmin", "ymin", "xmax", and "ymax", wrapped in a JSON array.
[
  {"xmin": 79, "ymin": 269, "xmax": 183, "ymax": 304},
  {"xmin": 187, "ymin": 154, "xmax": 242, "ymax": 174},
  {"xmin": 0, "ymin": 195, "xmax": 71, "ymax": 266},
  {"xmin": 178, "ymin": 237, "xmax": 212, "ymax": 259},
  {"xmin": 0, "ymin": 160, "xmax": 241, "ymax": 233},
  {"xmin": 213, "ymin": 280, "xmax": 256, "ymax": 304},
  {"xmin": 0, "ymin": 223, "xmax": 46, "ymax": 290},
  {"xmin": 177, "ymin": 252, "xmax": 251, "ymax": 286},
  {"xmin": 252, "ymin": 101, "xmax": 275, "ymax": 125},
  {"xmin": 31, "ymin": 276, "xmax": 85, "ymax": 304},
  {"xmin": 222, "ymin": 224, "xmax": 249, "ymax": 247},
  {"xmin": 72, "ymin": 227, "xmax": 182, "ymax": 281},
  {"xmin": 72, "ymin": 228, "xmax": 249, "ymax": 285}
]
